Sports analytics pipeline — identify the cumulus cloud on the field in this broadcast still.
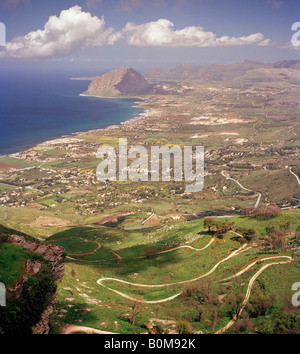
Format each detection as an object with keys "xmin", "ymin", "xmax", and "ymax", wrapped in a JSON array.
[
  {"xmin": 258, "ymin": 39, "xmax": 271, "ymax": 47},
  {"xmin": 0, "ymin": 5, "xmax": 121, "ymax": 58},
  {"xmin": 0, "ymin": 8, "xmax": 271, "ymax": 59},
  {"xmin": 122, "ymin": 19, "xmax": 268, "ymax": 47}
]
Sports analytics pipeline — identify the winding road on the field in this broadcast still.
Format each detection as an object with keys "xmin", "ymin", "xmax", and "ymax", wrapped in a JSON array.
[
  {"xmin": 289, "ymin": 167, "xmax": 300, "ymax": 186},
  {"xmin": 96, "ymin": 242, "xmax": 251, "ymax": 304},
  {"xmin": 94, "ymin": 234, "xmax": 293, "ymax": 333},
  {"xmin": 64, "ymin": 231, "xmax": 293, "ymax": 334},
  {"xmin": 215, "ymin": 255, "xmax": 293, "ymax": 334},
  {"xmin": 221, "ymin": 170, "xmax": 262, "ymax": 208}
]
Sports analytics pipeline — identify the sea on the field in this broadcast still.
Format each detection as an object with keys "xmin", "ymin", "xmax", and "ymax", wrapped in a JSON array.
[{"xmin": 0, "ymin": 64, "xmax": 144, "ymax": 156}]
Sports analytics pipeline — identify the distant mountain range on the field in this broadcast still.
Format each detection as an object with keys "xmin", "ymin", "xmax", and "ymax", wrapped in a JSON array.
[
  {"xmin": 81, "ymin": 60, "xmax": 300, "ymax": 97},
  {"xmin": 81, "ymin": 65, "xmax": 190, "ymax": 97},
  {"xmin": 142, "ymin": 60, "xmax": 300, "ymax": 82}
]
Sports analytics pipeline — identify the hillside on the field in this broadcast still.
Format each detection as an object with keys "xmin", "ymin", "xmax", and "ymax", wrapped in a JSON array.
[
  {"xmin": 143, "ymin": 60, "xmax": 300, "ymax": 82},
  {"xmin": 48, "ymin": 210, "xmax": 300, "ymax": 334},
  {"xmin": 0, "ymin": 229, "xmax": 65, "ymax": 334}
]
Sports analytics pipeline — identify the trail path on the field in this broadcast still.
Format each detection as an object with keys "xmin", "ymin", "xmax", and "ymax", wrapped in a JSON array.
[
  {"xmin": 221, "ymin": 170, "xmax": 262, "ymax": 208},
  {"xmin": 155, "ymin": 235, "xmax": 216, "ymax": 255},
  {"xmin": 215, "ymin": 255, "xmax": 293, "ymax": 334},
  {"xmin": 289, "ymin": 167, "xmax": 300, "ymax": 186},
  {"xmin": 62, "ymin": 324, "xmax": 117, "ymax": 335},
  {"xmin": 65, "ymin": 231, "xmax": 293, "ymax": 334},
  {"xmin": 96, "ymin": 243, "xmax": 251, "ymax": 304}
]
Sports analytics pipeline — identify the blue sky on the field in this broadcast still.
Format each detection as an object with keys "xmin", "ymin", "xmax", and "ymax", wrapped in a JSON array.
[{"xmin": 0, "ymin": 0, "xmax": 299, "ymax": 69}]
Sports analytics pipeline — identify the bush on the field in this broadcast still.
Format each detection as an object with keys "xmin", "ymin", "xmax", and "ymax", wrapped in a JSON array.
[
  {"xmin": 242, "ymin": 204, "xmax": 281, "ymax": 218},
  {"xmin": 176, "ymin": 320, "xmax": 194, "ymax": 334},
  {"xmin": 0, "ymin": 234, "xmax": 9, "ymax": 244},
  {"xmin": 0, "ymin": 262, "xmax": 56, "ymax": 334}
]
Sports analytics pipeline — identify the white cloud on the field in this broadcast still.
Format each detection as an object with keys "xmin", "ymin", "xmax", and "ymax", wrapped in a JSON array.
[
  {"xmin": 0, "ymin": 5, "xmax": 120, "ymax": 58},
  {"xmin": 278, "ymin": 41, "xmax": 300, "ymax": 50},
  {"xmin": 0, "ymin": 8, "xmax": 271, "ymax": 59},
  {"xmin": 122, "ymin": 19, "xmax": 268, "ymax": 47},
  {"xmin": 258, "ymin": 39, "xmax": 271, "ymax": 47}
]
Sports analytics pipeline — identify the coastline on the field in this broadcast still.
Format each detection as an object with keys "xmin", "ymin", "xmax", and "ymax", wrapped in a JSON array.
[{"xmin": 2, "ymin": 95, "xmax": 152, "ymax": 159}]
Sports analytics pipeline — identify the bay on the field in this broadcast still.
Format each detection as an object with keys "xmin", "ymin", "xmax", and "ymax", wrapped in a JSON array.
[{"xmin": 0, "ymin": 65, "xmax": 144, "ymax": 156}]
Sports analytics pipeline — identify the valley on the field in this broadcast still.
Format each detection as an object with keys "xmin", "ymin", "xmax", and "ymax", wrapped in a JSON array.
[{"xmin": 0, "ymin": 61, "xmax": 299, "ymax": 334}]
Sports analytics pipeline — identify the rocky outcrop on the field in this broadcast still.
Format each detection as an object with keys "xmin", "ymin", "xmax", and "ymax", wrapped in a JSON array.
[
  {"xmin": 8, "ymin": 235, "xmax": 65, "ymax": 283},
  {"xmin": 31, "ymin": 293, "xmax": 57, "ymax": 335},
  {"xmin": 82, "ymin": 66, "xmax": 154, "ymax": 97},
  {"xmin": 82, "ymin": 66, "xmax": 191, "ymax": 98},
  {"xmin": 6, "ymin": 235, "xmax": 65, "ymax": 334}
]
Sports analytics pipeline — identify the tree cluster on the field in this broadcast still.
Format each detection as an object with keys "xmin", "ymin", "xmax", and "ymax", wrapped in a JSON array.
[
  {"xmin": 203, "ymin": 218, "xmax": 235, "ymax": 236},
  {"xmin": 242, "ymin": 204, "xmax": 281, "ymax": 218}
]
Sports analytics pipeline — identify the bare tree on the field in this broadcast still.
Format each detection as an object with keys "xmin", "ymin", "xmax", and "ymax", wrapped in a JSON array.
[
  {"xmin": 126, "ymin": 298, "xmax": 144, "ymax": 327},
  {"xmin": 181, "ymin": 279, "xmax": 218, "ymax": 322}
]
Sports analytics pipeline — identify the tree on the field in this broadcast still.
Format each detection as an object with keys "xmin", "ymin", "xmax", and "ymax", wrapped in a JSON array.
[
  {"xmin": 142, "ymin": 246, "xmax": 156, "ymax": 259},
  {"xmin": 203, "ymin": 218, "xmax": 234, "ymax": 235},
  {"xmin": 210, "ymin": 306, "xmax": 221, "ymax": 333},
  {"xmin": 232, "ymin": 312, "xmax": 253, "ymax": 333},
  {"xmin": 126, "ymin": 298, "xmax": 144, "ymax": 327},
  {"xmin": 203, "ymin": 218, "xmax": 215, "ymax": 233},
  {"xmin": 265, "ymin": 226, "xmax": 275, "ymax": 234},
  {"xmin": 244, "ymin": 204, "xmax": 281, "ymax": 218},
  {"xmin": 282, "ymin": 221, "xmax": 291, "ymax": 234},
  {"xmin": 265, "ymin": 229, "xmax": 286, "ymax": 252},
  {"xmin": 236, "ymin": 227, "xmax": 257, "ymax": 242},
  {"xmin": 248, "ymin": 287, "xmax": 276, "ymax": 317},
  {"xmin": 224, "ymin": 281, "xmax": 244, "ymax": 318},
  {"xmin": 181, "ymin": 279, "xmax": 219, "ymax": 322}
]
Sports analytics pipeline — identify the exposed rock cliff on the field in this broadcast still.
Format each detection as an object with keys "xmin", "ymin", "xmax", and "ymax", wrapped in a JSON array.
[
  {"xmin": 8, "ymin": 235, "xmax": 65, "ymax": 283},
  {"xmin": 0, "ymin": 234, "xmax": 65, "ymax": 334}
]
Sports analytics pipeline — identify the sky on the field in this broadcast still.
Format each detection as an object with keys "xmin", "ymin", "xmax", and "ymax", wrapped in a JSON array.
[{"xmin": 0, "ymin": 0, "xmax": 299, "ymax": 70}]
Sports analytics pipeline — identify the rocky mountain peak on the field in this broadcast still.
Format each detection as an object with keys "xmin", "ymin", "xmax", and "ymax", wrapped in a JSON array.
[{"xmin": 83, "ymin": 66, "xmax": 154, "ymax": 97}]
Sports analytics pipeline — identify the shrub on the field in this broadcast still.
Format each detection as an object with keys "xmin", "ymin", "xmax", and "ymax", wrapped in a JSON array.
[{"xmin": 176, "ymin": 320, "xmax": 194, "ymax": 334}]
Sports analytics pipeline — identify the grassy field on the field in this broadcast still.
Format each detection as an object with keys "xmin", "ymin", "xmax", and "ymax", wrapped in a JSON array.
[
  {"xmin": 0, "ymin": 244, "xmax": 30, "ymax": 287},
  {"xmin": 47, "ymin": 209, "xmax": 300, "ymax": 334}
]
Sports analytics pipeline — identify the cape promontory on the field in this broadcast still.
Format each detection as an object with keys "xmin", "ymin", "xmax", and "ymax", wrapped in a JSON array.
[{"xmin": 81, "ymin": 66, "xmax": 154, "ymax": 97}]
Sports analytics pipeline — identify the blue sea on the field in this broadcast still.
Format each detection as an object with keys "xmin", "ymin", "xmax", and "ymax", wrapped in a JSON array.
[{"xmin": 0, "ymin": 64, "xmax": 144, "ymax": 156}]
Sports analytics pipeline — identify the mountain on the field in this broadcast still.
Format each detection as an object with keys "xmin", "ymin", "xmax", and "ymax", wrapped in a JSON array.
[
  {"xmin": 232, "ymin": 67, "xmax": 300, "ymax": 84},
  {"xmin": 272, "ymin": 60, "xmax": 300, "ymax": 69},
  {"xmin": 82, "ymin": 66, "xmax": 154, "ymax": 97},
  {"xmin": 81, "ymin": 66, "xmax": 192, "ymax": 97},
  {"xmin": 143, "ymin": 60, "xmax": 300, "ymax": 82},
  {"xmin": 81, "ymin": 61, "xmax": 300, "ymax": 98}
]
